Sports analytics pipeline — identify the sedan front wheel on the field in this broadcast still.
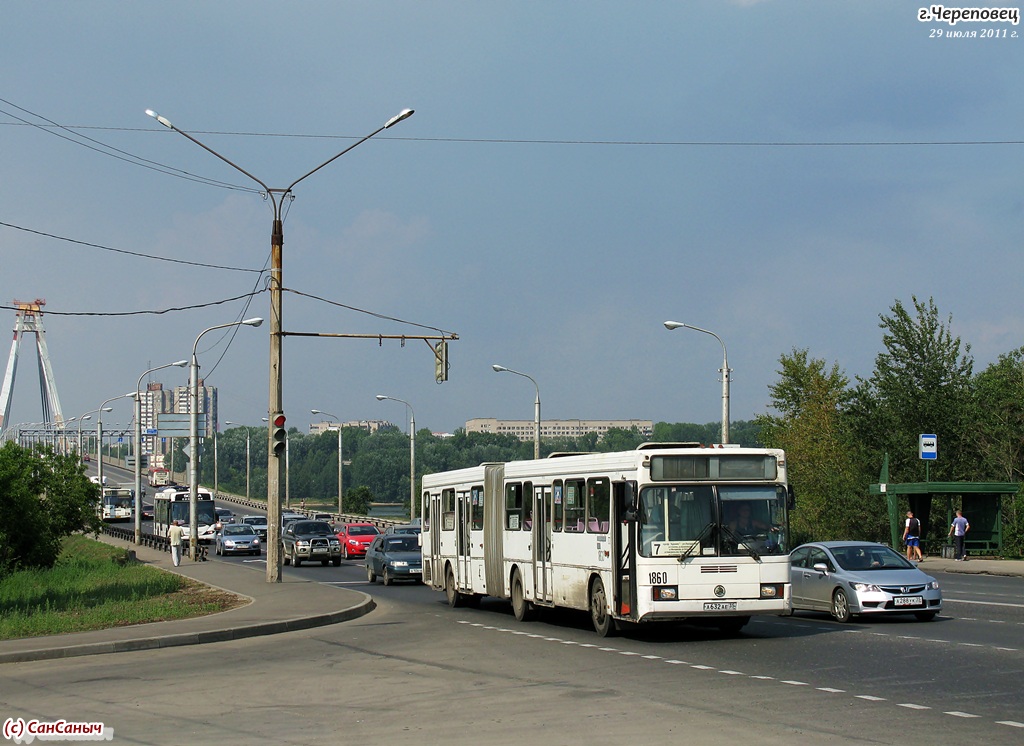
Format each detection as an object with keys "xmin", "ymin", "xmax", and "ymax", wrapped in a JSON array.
[{"xmin": 831, "ymin": 588, "xmax": 852, "ymax": 623}]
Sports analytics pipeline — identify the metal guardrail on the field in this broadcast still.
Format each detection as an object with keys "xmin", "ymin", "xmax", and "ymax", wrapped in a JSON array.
[
  {"xmin": 100, "ymin": 524, "xmax": 170, "ymax": 552},
  {"xmin": 212, "ymin": 491, "xmax": 404, "ymax": 532}
]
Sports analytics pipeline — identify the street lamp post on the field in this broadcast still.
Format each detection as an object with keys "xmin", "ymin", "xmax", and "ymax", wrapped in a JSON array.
[
  {"xmin": 311, "ymin": 409, "xmax": 343, "ymax": 517},
  {"xmin": 148, "ymin": 106, "xmax": 414, "ymax": 583},
  {"xmin": 376, "ymin": 395, "xmax": 417, "ymax": 522},
  {"xmin": 492, "ymin": 364, "xmax": 541, "ymax": 459},
  {"xmin": 135, "ymin": 360, "xmax": 188, "ymax": 545},
  {"xmin": 664, "ymin": 321, "xmax": 731, "ymax": 445},
  {"xmin": 95, "ymin": 395, "xmax": 133, "ymax": 492},
  {"xmin": 190, "ymin": 318, "xmax": 263, "ymax": 561},
  {"xmin": 76, "ymin": 414, "xmax": 96, "ymax": 457}
]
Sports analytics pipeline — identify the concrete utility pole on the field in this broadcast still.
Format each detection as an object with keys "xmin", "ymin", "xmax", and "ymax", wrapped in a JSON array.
[{"xmin": 148, "ymin": 106, "xmax": 413, "ymax": 581}]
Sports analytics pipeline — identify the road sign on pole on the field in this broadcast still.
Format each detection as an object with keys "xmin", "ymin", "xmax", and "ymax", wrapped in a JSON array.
[{"xmin": 919, "ymin": 434, "xmax": 937, "ymax": 460}]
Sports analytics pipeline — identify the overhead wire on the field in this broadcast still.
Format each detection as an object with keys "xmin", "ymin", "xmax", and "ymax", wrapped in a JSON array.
[{"xmin": 0, "ymin": 98, "xmax": 263, "ymax": 193}]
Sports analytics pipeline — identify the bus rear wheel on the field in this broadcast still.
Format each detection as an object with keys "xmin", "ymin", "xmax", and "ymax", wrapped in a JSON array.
[
  {"xmin": 589, "ymin": 578, "xmax": 615, "ymax": 637},
  {"xmin": 511, "ymin": 570, "xmax": 535, "ymax": 622},
  {"xmin": 445, "ymin": 566, "xmax": 464, "ymax": 608}
]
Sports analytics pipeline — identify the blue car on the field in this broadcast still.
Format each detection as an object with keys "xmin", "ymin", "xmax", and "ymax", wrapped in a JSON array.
[{"xmin": 365, "ymin": 534, "xmax": 422, "ymax": 585}]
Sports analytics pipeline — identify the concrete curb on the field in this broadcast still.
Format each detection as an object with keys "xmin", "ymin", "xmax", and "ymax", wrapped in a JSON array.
[{"xmin": 0, "ymin": 596, "xmax": 375, "ymax": 665}]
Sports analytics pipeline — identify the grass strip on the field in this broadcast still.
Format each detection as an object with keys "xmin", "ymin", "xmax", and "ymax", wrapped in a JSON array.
[{"xmin": 0, "ymin": 535, "xmax": 244, "ymax": 640}]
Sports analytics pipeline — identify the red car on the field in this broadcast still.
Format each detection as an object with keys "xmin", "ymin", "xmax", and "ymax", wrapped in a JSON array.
[{"xmin": 336, "ymin": 522, "xmax": 380, "ymax": 559}]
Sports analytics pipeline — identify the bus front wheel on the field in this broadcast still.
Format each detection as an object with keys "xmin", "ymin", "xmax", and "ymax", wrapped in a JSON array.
[{"xmin": 589, "ymin": 578, "xmax": 616, "ymax": 637}]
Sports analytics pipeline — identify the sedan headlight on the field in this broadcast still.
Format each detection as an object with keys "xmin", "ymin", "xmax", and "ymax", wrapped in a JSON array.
[
  {"xmin": 252, "ymin": 538, "xmax": 260, "ymax": 545},
  {"xmin": 851, "ymin": 583, "xmax": 881, "ymax": 592},
  {"xmin": 224, "ymin": 540, "xmax": 236, "ymax": 548},
  {"xmin": 928, "ymin": 580, "xmax": 940, "ymax": 590}
]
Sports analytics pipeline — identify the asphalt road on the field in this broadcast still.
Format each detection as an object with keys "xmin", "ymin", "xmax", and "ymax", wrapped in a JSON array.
[{"xmin": 69, "ymin": 465, "xmax": 1024, "ymax": 743}]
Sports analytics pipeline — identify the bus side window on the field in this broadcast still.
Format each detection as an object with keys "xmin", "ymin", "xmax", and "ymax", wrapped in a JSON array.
[
  {"xmin": 587, "ymin": 477, "xmax": 610, "ymax": 533},
  {"xmin": 522, "ymin": 481, "xmax": 533, "ymax": 530},
  {"xmin": 471, "ymin": 486, "xmax": 484, "ymax": 530},
  {"xmin": 442, "ymin": 489, "xmax": 455, "ymax": 531},
  {"xmin": 505, "ymin": 483, "xmax": 523, "ymax": 531},
  {"xmin": 552, "ymin": 481, "xmax": 563, "ymax": 532},
  {"xmin": 564, "ymin": 479, "xmax": 585, "ymax": 532}
]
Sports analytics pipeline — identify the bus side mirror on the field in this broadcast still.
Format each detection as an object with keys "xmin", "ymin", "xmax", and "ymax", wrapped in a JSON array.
[
  {"xmin": 617, "ymin": 481, "xmax": 639, "ymax": 522},
  {"xmin": 787, "ymin": 485, "xmax": 796, "ymax": 511}
]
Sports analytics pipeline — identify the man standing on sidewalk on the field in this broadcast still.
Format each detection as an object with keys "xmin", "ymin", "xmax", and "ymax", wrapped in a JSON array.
[
  {"xmin": 167, "ymin": 520, "xmax": 184, "ymax": 566},
  {"xmin": 949, "ymin": 509, "xmax": 970, "ymax": 561},
  {"xmin": 903, "ymin": 511, "xmax": 924, "ymax": 562}
]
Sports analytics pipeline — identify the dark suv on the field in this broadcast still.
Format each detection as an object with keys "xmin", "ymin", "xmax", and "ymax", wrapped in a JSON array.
[{"xmin": 282, "ymin": 520, "xmax": 342, "ymax": 567}]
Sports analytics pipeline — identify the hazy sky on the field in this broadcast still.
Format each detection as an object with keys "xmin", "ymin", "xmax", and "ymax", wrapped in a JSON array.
[{"xmin": 2, "ymin": 1, "xmax": 1022, "ymax": 437}]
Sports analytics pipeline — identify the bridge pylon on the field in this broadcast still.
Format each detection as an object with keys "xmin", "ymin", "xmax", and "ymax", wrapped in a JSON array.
[{"xmin": 0, "ymin": 298, "xmax": 65, "ymax": 432}]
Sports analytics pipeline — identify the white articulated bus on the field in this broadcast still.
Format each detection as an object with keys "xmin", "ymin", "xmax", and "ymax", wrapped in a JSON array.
[
  {"xmin": 153, "ymin": 486, "xmax": 217, "ymax": 543},
  {"xmin": 421, "ymin": 443, "xmax": 793, "ymax": 636}
]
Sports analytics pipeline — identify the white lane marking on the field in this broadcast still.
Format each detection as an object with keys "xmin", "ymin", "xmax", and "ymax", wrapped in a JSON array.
[
  {"xmin": 457, "ymin": 620, "xmax": 1018, "ymax": 728},
  {"xmin": 943, "ymin": 597, "xmax": 1024, "ymax": 609}
]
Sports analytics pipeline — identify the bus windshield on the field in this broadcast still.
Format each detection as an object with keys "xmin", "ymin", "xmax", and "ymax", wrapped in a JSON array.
[
  {"xmin": 168, "ymin": 501, "xmax": 216, "ymax": 526},
  {"xmin": 638, "ymin": 484, "xmax": 788, "ymax": 558}
]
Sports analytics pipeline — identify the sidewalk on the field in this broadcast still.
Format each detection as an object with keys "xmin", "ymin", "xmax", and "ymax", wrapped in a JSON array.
[
  {"xmin": 912, "ymin": 554, "xmax": 1024, "ymax": 577},
  {"xmin": 0, "ymin": 533, "xmax": 374, "ymax": 665}
]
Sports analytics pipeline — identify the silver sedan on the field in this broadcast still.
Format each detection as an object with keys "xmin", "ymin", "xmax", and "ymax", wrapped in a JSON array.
[
  {"xmin": 790, "ymin": 541, "xmax": 942, "ymax": 622},
  {"xmin": 215, "ymin": 525, "xmax": 262, "ymax": 556}
]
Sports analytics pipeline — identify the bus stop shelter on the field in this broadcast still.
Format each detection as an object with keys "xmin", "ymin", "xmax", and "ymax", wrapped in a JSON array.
[{"xmin": 868, "ymin": 458, "xmax": 1017, "ymax": 556}]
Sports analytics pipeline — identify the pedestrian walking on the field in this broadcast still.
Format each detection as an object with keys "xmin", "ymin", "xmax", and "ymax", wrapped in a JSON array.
[
  {"xmin": 903, "ymin": 510, "xmax": 924, "ymax": 562},
  {"xmin": 949, "ymin": 509, "xmax": 970, "ymax": 561},
  {"xmin": 167, "ymin": 520, "xmax": 185, "ymax": 566}
]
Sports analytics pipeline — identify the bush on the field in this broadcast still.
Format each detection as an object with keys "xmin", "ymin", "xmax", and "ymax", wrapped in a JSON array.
[{"xmin": 0, "ymin": 443, "xmax": 100, "ymax": 578}]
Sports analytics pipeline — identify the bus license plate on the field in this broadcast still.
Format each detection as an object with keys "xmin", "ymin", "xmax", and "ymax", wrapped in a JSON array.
[
  {"xmin": 894, "ymin": 596, "xmax": 923, "ymax": 607},
  {"xmin": 703, "ymin": 602, "xmax": 737, "ymax": 611}
]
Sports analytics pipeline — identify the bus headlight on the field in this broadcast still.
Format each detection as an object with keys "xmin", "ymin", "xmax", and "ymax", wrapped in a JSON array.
[
  {"xmin": 652, "ymin": 586, "xmax": 678, "ymax": 601},
  {"xmin": 760, "ymin": 584, "xmax": 783, "ymax": 598}
]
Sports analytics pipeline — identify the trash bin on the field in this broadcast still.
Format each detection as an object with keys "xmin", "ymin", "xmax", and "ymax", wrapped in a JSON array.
[{"xmin": 941, "ymin": 545, "xmax": 956, "ymax": 559}]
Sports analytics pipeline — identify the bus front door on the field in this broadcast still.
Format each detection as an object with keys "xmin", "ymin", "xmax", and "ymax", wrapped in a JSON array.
[
  {"xmin": 429, "ymin": 493, "xmax": 443, "ymax": 591},
  {"xmin": 533, "ymin": 486, "xmax": 553, "ymax": 605},
  {"xmin": 456, "ymin": 490, "xmax": 471, "ymax": 589}
]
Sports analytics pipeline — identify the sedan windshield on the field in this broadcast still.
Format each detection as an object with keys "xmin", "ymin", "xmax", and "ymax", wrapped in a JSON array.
[
  {"xmin": 223, "ymin": 525, "xmax": 256, "ymax": 536},
  {"xmin": 831, "ymin": 546, "xmax": 915, "ymax": 571},
  {"xmin": 347, "ymin": 525, "xmax": 379, "ymax": 536},
  {"xmin": 294, "ymin": 522, "xmax": 332, "ymax": 535}
]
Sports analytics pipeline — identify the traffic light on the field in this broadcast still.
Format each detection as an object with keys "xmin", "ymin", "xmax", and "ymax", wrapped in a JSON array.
[
  {"xmin": 272, "ymin": 413, "xmax": 287, "ymax": 457},
  {"xmin": 434, "ymin": 340, "xmax": 448, "ymax": 383}
]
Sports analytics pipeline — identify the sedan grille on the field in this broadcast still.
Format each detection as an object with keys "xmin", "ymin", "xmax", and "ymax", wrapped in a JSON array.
[{"xmin": 880, "ymin": 584, "xmax": 927, "ymax": 594}]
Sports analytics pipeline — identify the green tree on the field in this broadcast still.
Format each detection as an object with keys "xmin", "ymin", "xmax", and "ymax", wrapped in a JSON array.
[
  {"xmin": 851, "ymin": 296, "xmax": 976, "ymax": 485},
  {"xmin": 756, "ymin": 349, "xmax": 872, "ymax": 543},
  {"xmin": 0, "ymin": 443, "xmax": 100, "ymax": 576},
  {"xmin": 344, "ymin": 485, "xmax": 374, "ymax": 515}
]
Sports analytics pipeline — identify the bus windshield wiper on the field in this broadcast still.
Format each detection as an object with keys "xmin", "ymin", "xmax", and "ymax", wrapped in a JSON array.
[
  {"xmin": 720, "ymin": 524, "xmax": 761, "ymax": 562},
  {"xmin": 677, "ymin": 521, "xmax": 716, "ymax": 563}
]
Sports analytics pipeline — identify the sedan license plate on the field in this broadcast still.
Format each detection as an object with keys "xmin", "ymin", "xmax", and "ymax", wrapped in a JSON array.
[
  {"xmin": 894, "ymin": 596, "xmax": 923, "ymax": 607},
  {"xmin": 703, "ymin": 601, "xmax": 737, "ymax": 611}
]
